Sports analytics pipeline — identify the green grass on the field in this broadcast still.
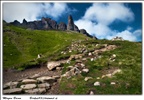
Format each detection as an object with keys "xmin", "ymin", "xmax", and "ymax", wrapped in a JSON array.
[
  {"xmin": 59, "ymin": 40, "xmax": 142, "ymax": 94},
  {"xmin": 3, "ymin": 24, "xmax": 90, "ymax": 69}
]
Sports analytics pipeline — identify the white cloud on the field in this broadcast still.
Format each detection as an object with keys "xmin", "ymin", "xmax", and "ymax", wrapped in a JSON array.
[
  {"xmin": 75, "ymin": 3, "xmax": 141, "ymax": 41},
  {"xmin": 3, "ymin": 3, "xmax": 69, "ymax": 23},
  {"xmin": 83, "ymin": 3, "xmax": 134, "ymax": 25}
]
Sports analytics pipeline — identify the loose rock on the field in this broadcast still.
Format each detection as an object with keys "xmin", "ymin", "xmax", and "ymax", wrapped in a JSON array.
[
  {"xmin": 82, "ymin": 69, "xmax": 89, "ymax": 73},
  {"xmin": 94, "ymin": 81, "xmax": 100, "ymax": 86},
  {"xmin": 111, "ymin": 82, "xmax": 116, "ymax": 85},
  {"xmin": 22, "ymin": 79, "xmax": 37, "ymax": 84},
  {"xmin": 89, "ymin": 91, "xmax": 94, "ymax": 95},
  {"xmin": 21, "ymin": 84, "xmax": 36, "ymax": 90},
  {"xmin": 84, "ymin": 77, "xmax": 93, "ymax": 81}
]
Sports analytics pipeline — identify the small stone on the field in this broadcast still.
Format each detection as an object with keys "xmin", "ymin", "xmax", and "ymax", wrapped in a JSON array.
[
  {"xmin": 69, "ymin": 50, "xmax": 72, "ymax": 53},
  {"xmin": 80, "ymin": 63, "xmax": 85, "ymax": 68},
  {"xmin": 22, "ymin": 79, "xmax": 37, "ymax": 84},
  {"xmin": 38, "ymin": 83, "xmax": 50, "ymax": 89},
  {"xmin": 111, "ymin": 82, "xmax": 116, "ymax": 85},
  {"xmin": 106, "ymin": 74, "xmax": 112, "ymax": 78},
  {"xmin": 82, "ymin": 58, "xmax": 87, "ymax": 61},
  {"xmin": 97, "ymin": 77, "xmax": 100, "ymax": 80},
  {"xmin": 94, "ymin": 81, "xmax": 100, "ymax": 86},
  {"xmin": 89, "ymin": 91, "xmax": 94, "ymax": 95},
  {"xmin": 101, "ymin": 75, "xmax": 106, "ymax": 78},
  {"xmin": 3, "ymin": 88, "xmax": 22, "ymax": 94},
  {"xmin": 112, "ymin": 69, "xmax": 122, "ymax": 75},
  {"xmin": 82, "ymin": 69, "xmax": 89, "ymax": 73},
  {"xmin": 84, "ymin": 77, "xmax": 93, "ymax": 81},
  {"xmin": 90, "ymin": 58, "xmax": 94, "ymax": 61},
  {"xmin": 88, "ymin": 52, "xmax": 92, "ymax": 56},
  {"xmin": 21, "ymin": 84, "xmax": 36, "ymax": 90}
]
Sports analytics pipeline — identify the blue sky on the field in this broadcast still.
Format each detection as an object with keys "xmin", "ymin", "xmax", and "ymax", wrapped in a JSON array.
[{"xmin": 3, "ymin": 3, "xmax": 142, "ymax": 42}]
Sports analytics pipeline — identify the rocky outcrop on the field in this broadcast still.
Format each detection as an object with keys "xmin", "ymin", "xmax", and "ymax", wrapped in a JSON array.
[
  {"xmin": 9, "ymin": 15, "xmax": 97, "ymax": 39},
  {"xmin": 74, "ymin": 25, "xmax": 80, "ymax": 32},
  {"xmin": 80, "ymin": 29, "xmax": 93, "ymax": 38},
  {"xmin": 58, "ymin": 22, "xmax": 67, "ymax": 30},
  {"xmin": 67, "ymin": 15, "xmax": 74, "ymax": 30},
  {"xmin": 10, "ymin": 20, "xmax": 21, "ymax": 26},
  {"xmin": 111, "ymin": 36, "xmax": 124, "ymax": 41}
]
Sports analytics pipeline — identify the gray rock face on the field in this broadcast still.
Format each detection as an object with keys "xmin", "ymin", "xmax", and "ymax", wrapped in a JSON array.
[
  {"xmin": 74, "ymin": 25, "xmax": 80, "ymax": 32},
  {"xmin": 67, "ymin": 15, "xmax": 74, "ymax": 30},
  {"xmin": 58, "ymin": 22, "xmax": 67, "ymax": 30},
  {"xmin": 3, "ymin": 88, "xmax": 22, "ymax": 94},
  {"xmin": 80, "ymin": 29, "xmax": 92, "ymax": 38},
  {"xmin": 10, "ymin": 20, "xmax": 21, "ymax": 26}
]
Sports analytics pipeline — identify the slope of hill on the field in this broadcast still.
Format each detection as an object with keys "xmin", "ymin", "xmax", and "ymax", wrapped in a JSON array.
[
  {"xmin": 3, "ymin": 22, "xmax": 142, "ymax": 94},
  {"xmin": 3, "ymin": 24, "xmax": 91, "ymax": 70}
]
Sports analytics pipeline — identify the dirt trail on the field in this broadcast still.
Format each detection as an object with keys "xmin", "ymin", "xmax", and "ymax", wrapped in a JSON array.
[{"xmin": 3, "ymin": 65, "xmax": 62, "ymax": 84}]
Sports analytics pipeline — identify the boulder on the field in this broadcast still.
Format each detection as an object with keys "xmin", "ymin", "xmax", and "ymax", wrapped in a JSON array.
[
  {"xmin": 21, "ymin": 84, "xmax": 36, "ymax": 90},
  {"xmin": 47, "ymin": 61, "xmax": 61, "ymax": 70},
  {"xmin": 3, "ymin": 88, "xmax": 22, "ymax": 94},
  {"xmin": 67, "ymin": 15, "xmax": 74, "ymax": 30}
]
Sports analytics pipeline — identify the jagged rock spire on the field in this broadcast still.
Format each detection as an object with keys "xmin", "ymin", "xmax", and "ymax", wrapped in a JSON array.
[{"xmin": 67, "ymin": 15, "xmax": 74, "ymax": 30}]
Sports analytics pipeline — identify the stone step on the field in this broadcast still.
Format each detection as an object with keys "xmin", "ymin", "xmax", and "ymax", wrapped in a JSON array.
[{"xmin": 3, "ymin": 88, "xmax": 22, "ymax": 94}]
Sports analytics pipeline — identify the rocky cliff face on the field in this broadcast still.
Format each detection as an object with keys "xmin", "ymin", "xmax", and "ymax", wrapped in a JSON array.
[{"xmin": 9, "ymin": 15, "xmax": 96, "ymax": 38}]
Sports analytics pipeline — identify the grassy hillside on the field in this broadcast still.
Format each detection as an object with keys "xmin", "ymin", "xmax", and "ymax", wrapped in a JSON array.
[
  {"xmin": 3, "ymin": 24, "xmax": 90, "ymax": 70},
  {"xmin": 3, "ymin": 23, "xmax": 142, "ymax": 94},
  {"xmin": 59, "ymin": 40, "xmax": 142, "ymax": 94}
]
